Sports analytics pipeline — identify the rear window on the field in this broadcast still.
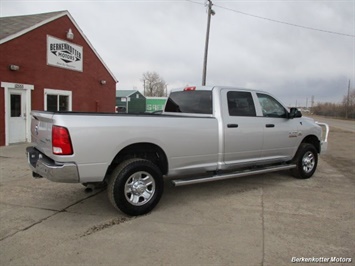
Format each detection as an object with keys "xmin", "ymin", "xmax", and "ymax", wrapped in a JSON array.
[{"xmin": 165, "ymin": 91, "xmax": 213, "ymax": 114}]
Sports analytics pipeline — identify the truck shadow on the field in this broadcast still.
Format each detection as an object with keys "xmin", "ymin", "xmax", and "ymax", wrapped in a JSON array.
[
  {"xmin": 158, "ymin": 170, "xmax": 306, "ymax": 212},
  {"xmin": 73, "ymin": 170, "xmax": 316, "ymax": 217}
]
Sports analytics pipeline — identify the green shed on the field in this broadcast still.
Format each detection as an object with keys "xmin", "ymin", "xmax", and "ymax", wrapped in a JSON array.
[{"xmin": 116, "ymin": 90, "xmax": 146, "ymax": 113}]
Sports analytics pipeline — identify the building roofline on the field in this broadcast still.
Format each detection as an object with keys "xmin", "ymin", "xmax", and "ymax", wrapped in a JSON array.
[
  {"xmin": 116, "ymin": 90, "xmax": 142, "ymax": 97},
  {"xmin": 0, "ymin": 11, "xmax": 66, "ymax": 45},
  {"xmin": 0, "ymin": 10, "xmax": 118, "ymax": 83}
]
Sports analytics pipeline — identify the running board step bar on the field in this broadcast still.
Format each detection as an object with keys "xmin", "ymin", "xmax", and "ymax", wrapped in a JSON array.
[{"xmin": 172, "ymin": 164, "xmax": 296, "ymax": 187}]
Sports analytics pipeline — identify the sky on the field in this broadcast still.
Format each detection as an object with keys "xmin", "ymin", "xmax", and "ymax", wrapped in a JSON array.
[{"xmin": 1, "ymin": 0, "xmax": 354, "ymax": 106}]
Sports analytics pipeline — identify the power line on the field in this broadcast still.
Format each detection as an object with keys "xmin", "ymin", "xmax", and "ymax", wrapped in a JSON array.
[
  {"xmin": 185, "ymin": 0, "xmax": 205, "ymax": 5},
  {"xmin": 186, "ymin": 0, "xmax": 355, "ymax": 38}
]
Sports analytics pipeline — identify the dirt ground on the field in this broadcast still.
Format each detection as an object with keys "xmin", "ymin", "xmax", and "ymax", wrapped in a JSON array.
[{"xmin": 321, "ymin": 126, "xmax": 355, "ymax": 182}]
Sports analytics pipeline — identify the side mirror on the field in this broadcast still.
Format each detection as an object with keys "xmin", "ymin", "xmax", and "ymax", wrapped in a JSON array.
[{"xmin": 289, "ymin": 107, "xmax": 302, "ymax": 119}]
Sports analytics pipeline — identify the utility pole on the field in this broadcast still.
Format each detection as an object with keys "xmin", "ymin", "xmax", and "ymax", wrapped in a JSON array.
[
  {"xmin": 202, "ymin": 0, "xmax": 215, "ymax": 86},
  {"xmin": 346, "ymin": 79, "xmax": 350, "ymax": 119}
]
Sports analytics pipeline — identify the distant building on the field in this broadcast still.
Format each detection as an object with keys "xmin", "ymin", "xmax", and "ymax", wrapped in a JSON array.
[
  {"xmin": 0, "ymin": 11, "xmax": 117, "ymax": 146},
  {"xmin": 116, "ymin": 90, "xmax": 146, "ymax": 113},
  {"xmin": 146, "ymin": 97, "xmax": 167, "ymax": 113}
]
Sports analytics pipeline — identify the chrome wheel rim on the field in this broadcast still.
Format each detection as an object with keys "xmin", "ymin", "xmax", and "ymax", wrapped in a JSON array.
[
  {"xmin": 302, "ymin": 151, "xmax": 315, "ymax": 173},
  {"xmin": 124, "ymin": 171, "xmax": 155, "ymax": 206}
]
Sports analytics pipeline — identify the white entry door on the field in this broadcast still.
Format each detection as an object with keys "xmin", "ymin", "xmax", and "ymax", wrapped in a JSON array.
[{"xmin": 8, "ymin": 89, "xmax": 26, "ymax": 143}]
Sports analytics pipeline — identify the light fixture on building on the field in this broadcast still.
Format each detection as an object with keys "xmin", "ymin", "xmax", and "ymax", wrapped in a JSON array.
[
  {"xmin": 66, "ymin": 28, "xmax": 74, "ymax": 40},
  {"xmin": 100, "ymin": 80, "xmax": 106, "ymax": 85},
  {"xmin": 9, "ymin": 65, "xmax": 20, "ymax": 71}
]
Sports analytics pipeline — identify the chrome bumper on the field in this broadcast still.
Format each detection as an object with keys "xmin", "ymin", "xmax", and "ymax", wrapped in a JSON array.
[
  {"xmin": 26, "ymin": 147, "xmax": 79, "ymax": 183},
  {"xmin": 316, "ymin": 122, "xmax": 329, "ymax": 154}
]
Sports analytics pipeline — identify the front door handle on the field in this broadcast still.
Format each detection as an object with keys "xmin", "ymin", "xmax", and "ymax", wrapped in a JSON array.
[
  {"xmin": 227, "ymin": 124, "xmax": 239, "ymax": 128},
  {"xmin": 266, "ymin": 124, "xmax": 275, "ymax": 128}
]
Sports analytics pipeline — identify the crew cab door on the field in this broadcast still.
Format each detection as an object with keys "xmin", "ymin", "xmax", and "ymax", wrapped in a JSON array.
[
  {"xmin": 256, "ymin": 93, "xmax": 300, "ymax": 161},
  {"xmin": 221, "ymin": 89, "xmax": 263, "ymax": 166}
]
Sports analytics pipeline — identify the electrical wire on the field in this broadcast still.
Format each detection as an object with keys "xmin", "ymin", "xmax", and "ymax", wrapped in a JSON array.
[{"xmin": 186, "ymin": 0, "xmax": 355, "ymax": 38}]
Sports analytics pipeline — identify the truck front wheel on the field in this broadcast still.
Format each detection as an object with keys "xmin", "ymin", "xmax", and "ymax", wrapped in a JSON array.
[
  {"xmin": 108, "ymin": 158, "xmax": 164, "ymax": 216},
  {"xmin": 291, "ymin": 143, "xmax": 318, "ymax": 179}
]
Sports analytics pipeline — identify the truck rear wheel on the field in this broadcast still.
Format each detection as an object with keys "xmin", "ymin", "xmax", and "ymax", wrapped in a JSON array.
[
  {"xmin": 108, "ymin": 158, "xmax": 164, "ymax": 216},
  {"xmin": 291, "ymin": 143, "xmax": 318, "ymax": 179}
]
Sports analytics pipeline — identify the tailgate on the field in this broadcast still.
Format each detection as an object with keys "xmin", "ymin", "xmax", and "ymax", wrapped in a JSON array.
[{"xmin": 31, "ymin": 111, "xmax": 55, "ymax": 156}]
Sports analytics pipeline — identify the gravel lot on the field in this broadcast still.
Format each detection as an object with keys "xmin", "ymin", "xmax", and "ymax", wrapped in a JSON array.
[
  {"xmin": 0, "ymin": 117, "xmax": 354, "ymax": 266},
  {"xmin": 312, "ymin": 116, "xmax": 355, "ymax": 182}
]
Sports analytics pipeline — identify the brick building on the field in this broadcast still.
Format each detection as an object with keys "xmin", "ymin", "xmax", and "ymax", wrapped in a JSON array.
[{"xmin": 0, "ymin": 11, "xmax": 117, "ymax": 146}]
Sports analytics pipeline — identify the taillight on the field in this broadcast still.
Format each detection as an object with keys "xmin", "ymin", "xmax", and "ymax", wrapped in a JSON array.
[{"xmin": 52, "ymin": 126, "xmax": 73, "ymax": 155}]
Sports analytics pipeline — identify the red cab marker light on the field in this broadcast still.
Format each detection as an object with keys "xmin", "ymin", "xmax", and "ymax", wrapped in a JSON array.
[{"xmin": 184, "ymin": 86, "xmax": 196, "ymax": 91}]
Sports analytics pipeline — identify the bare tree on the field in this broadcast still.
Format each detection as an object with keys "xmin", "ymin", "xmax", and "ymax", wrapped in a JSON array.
[
  {"xmin": 142, "ymin": 71, "xmax": 167, "ymax": 97},
  {"xmin": 312, "ymin": 89, "xmax": 355, "ymax": 119}
]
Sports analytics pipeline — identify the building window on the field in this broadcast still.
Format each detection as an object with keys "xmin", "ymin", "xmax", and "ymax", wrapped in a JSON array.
[
  {"xmin": 44, "ymin": 89, "xmax": 72, "ymax": 111},
  {"xmin": 10, "ymin": 94, "xmax": 22, "ymax": 117}
]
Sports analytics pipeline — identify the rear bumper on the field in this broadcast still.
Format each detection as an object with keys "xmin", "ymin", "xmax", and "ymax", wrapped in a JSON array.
[{"xmin": 26, "ymin": 146, "xmax": 79, "ymax": 183}]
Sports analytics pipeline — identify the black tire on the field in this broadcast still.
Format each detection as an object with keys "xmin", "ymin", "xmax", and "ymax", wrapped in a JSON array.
[
  {"xmin": 108, "ymin": 158, "xmax": 164, "ymax": 216},
  {"xmin": 291, "ymin": 143, "xmax": 318, "ymax": 179}
]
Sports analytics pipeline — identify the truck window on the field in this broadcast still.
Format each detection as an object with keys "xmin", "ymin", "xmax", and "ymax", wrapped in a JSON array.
[
  {"xmin": 227, "ymin": 91, "xmax": 256, "ymax": 117},
  {"xmin": 257, "ymin": 93, "xmax": 287, "ymax": 118},
  {"xmin": 165, "ymin": 91, "xmax": 212, "ymax": 114}
]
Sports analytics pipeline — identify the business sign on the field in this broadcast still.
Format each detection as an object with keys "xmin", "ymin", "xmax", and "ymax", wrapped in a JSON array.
[
  {"xmin": 146, "ymin": 97, "xmax": 167, "ymax": 112},
  {"xmin": 47, "ymin": 35, "xmax": 83, "ymax": 72}
]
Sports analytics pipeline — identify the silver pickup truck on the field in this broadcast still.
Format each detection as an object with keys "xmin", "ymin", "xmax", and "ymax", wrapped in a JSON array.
[{"xmin": 27, "ymin": 86, "xmax": 329, "ymax": 216}]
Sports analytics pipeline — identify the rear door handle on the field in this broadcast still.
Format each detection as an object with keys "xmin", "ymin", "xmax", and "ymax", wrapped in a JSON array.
[
  {"xmin": 227, "ymin": 124, "xmax": 239, "ymax": 128},
  {"xmin": 266, "ymin": 124, "xmax": 275, "ymax": 128}
]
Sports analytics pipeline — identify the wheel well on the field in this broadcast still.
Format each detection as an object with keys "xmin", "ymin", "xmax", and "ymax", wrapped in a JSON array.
[
  {"xmin": 105, "ymin": 143, "xmax": 168, "ymax": 180},
  {"xmin": 301, "ymin": 135, "xmax": 320, "ymax": 153}
]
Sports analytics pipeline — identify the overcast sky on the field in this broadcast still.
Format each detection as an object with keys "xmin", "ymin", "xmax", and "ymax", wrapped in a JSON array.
[{"xmin": 1, "ymin": 0, "xmax": 354, "ymax": 106}]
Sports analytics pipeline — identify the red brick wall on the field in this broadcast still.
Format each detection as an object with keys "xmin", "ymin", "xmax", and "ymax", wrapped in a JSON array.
[
  {"xmin": 0, "ymin": 15, "xmax": 117, "ymax": 145},
  {"xmin": 0, "ymin": 89, "xmax": 4, "ymax": 145}
]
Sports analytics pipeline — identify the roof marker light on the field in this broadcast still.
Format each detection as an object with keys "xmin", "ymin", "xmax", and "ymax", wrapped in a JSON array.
[{"xmin": 184, "ymin": 86, "xmax": 196, "ymax": 91}]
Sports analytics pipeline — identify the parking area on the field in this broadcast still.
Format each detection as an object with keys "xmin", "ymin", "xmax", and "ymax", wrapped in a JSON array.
[{"xmin": 0, "ymin": 120, "xmax": 354, "ymax": 265}]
